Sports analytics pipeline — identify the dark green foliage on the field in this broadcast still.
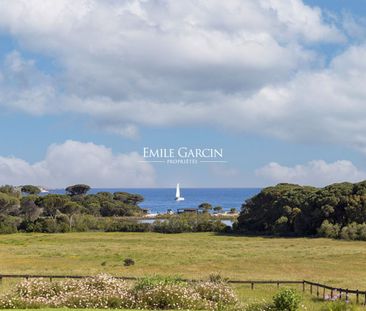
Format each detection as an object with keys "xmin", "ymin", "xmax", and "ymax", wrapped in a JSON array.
[
  {"xmin": 213, "ymin": 206, "xmax": 223, "ymax": 213},
  {"xmin": 37, "ymin": 194, "xmax": 70, "ymax": 218},
  {"xmin": 20, "ymin": 195, "xmax": 41, "ymax": 221},
  {"xmin": 0, "ymin": 185, "xmax": 20, "ymax": 198},
  {"xmin": 123, "ymin": 258, "xmax": 135, "ymax": 266},
  {"xmin": 153, "ymin": 213, "xmax": 227, "ymax": 233},
  {"xmin": 318, "ymin": 220, "xmax": 340, "ymax": 239},
  {"xmin": 0, "ymin": 215, "xmax": 20, "ymax": 233},
  {"xmin": 100, "ymin": 201, "xmax": 141, "ymax": 217},
  {"xmin": 65, "ymin": 184, "xmax": 91, "ymax": 196},
  {"xmin": 114, "ymin": 192, "xmax": 144, "ymax": 205},
  {"xmin": 198, "ymin": 202, "xmax": 213, "ymax": 213},
  {"xmin": 0, "ymin": 183, "xmax": 147, "ymax": 234},
  {"xmin": 104, "ymin": 219, "xmax": 151, "ymax": 232},
  {"xmin": 21, "ymin": 185, "xmax": 41, "ymax": 195},
  {"xmin": 0, "ymin": 192, "xmax": 20, "ymax": 215},
  {"xmin": 237, "ymin": 181, "xmax": 366, "ymax": 239}
]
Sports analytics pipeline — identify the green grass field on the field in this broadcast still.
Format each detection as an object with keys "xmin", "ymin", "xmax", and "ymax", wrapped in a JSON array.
[{"xmin": 0, "ymin": 232, "xmax": 365, "ymax": 310}]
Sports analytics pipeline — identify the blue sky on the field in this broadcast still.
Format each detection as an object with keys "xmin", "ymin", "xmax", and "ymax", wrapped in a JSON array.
[{"xmin": 0, "ymin": 0, "xmax": 366, "ymax": 188}]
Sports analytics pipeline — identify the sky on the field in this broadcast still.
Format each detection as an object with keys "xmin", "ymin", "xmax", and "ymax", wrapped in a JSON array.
[{"xmin": 1, "ymin": 0, "xmax": 366, "ymax": 188}]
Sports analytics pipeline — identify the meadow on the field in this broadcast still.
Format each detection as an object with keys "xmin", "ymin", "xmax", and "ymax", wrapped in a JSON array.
[{"xmin": 0, "ymin": 232, "xmax": 366, "ymax": 310}]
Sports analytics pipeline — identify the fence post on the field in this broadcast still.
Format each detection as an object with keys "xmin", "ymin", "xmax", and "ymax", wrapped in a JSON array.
[
  {"xmin": 310, "ymin": 284, "xmax": 313, "ymax": 295},
  {"xmin": 277, "ymin": 282, "xmax": 279, "ymax": 289},
  {"xmin": 323, "ymin": 287, "xmax": 325, "ymax": 300},
  {"xmin": 302, "ymin": 281, "xmax": 305, "ymax": 292},
  {"xmin": 363, "ymin": 292, "xmax": 366, "ymax": 305},
  {"xmin": 346, "ymin": 289, "xmax": 349, "ymax": 302},
  {"xmin": 356, "ymin": 290, "xmax": 359, "ymax": 304},
  {"xmin": 251, "ymin": 282, "xmax": 254, "ymax": 290},
  {"xmin": 331, "ymin": 289, "xmax": 334, "ymax": 299},
  {"xmin": 50, "ymin": 277, "xmax": 52, "ymax": 282},
  {"xmin": 317, "ymin": 286, "xmax": 319, "ymax": 297},
  {"xmin": 339, "ymin": 289, "xmax": 342, "ymax": 300}
]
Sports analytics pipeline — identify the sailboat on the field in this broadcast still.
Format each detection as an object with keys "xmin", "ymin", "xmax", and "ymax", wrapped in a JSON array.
[{"xmin": 175, "ymin": 183, "xmax": 185, "ymax": 201}]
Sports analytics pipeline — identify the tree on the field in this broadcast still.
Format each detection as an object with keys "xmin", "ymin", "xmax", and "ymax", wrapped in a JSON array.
[
  {"xmin": 0, "ymin": 192, "xmax": 20, "ymax": 215},
  {"xmin": 0, "ymin": 185, "xmax": 20, "ymax": 198},
  {"xmin": 38, "ymin": 194, "xmax": 70, "ymax": 218},
  {"xmin": 65, "ymin": 184, "xmax": 91, "ymax": 196},
  {"xmin": 113, "ymin": 192, "xmax": 144, "ymax": 205},
  {"xmin": 59, "ymin": 202, "xmax": 82, "ymax": 230},
  {"xmin": 229, "ymin": 208, "xmax": 237, "ymax": 214},
  {"xmin": 20, "ymin": 195, "xmax": 41, "ymax": 221},
  {"xmin": 21, "ymin": 185, "xmax": 41, "ymax": 195},
  {"xmin": 213, "ymin": 206, "xmax": 223, "ymax": 213},
  {"xmin": 198, "ymin": 202, "xmax": 212, "ymax": 213}
]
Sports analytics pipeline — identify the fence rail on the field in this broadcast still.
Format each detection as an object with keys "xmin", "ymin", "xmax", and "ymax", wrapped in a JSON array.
[{"xmin": 0, "ymin": 274, "xmax": 365, "ymax": 304}]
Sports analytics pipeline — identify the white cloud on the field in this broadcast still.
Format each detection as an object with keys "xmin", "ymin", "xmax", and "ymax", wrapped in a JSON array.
[
  {"xmin": 260, "ymin": 0, "xmax": 344, "ymax": 43},
  {"xmin": 0, "ymin": 51, "xmax": 57, "ymax": 115},
  {"xmin": 0, "ymin": 0, "xmax": 343, "ymax": 135},
  {"xmin": 0, "ymin": 140, "xmax": 155, "ymax": 188},
  {"xmin": 1, "ymin": 0, "xmax": 365, "ymax": 156},
  {"xmin": 256, "ymin": 160, "xmax": 366, "ymax": 186}
]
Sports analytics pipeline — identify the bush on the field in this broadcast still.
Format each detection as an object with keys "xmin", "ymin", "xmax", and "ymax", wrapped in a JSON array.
[
  {"xmin": 104, "ymin": 219, "xmax": 151, "ymax": 232},
  {"xmin": 152, "ymin": 214, "xmax": 227, "ymax": 233},
  {"xmin": 318, "ymin": 220, "xmax": 341, "ymax": 239},
  {"xmin": 134, "ymin": 276, "xmax": 237, "ymax": 310},
  {"xmin": 72, "ymin": 214, "xmax": 101, "ymax": 232},
  {"xmin": 273, "ymin": 288, "xmax": 301, "ymax": 311},
  {"xmin": 340, "ymin": 223, "xmax": 362, "ymax": 240},
  {"xmin": 123, "ymin": 258, "xmax": 135, "ymax": 266},
  {"xmin": 135, "ymin": 282, "xmax": 207, "ymax": 310},
  {"xmin": 209, "ymin": 273, "xmax": 228, "ymax": 283},
  {"xmin": 0, "ymin": 274, "xmax": 239, "ymax": 310},
  {"xmin": 0, "ymin": 215, "xmax": 20, "ymax": 234}
]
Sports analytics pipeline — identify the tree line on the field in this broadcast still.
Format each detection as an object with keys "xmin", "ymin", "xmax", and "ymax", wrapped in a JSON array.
[
  {"xmin": 237, "ymin": 181, "xmax": 366, "ymax": 240},
  {"xmin": 0, "ymin": 184, "xmax": 144, "ymax": 233}
]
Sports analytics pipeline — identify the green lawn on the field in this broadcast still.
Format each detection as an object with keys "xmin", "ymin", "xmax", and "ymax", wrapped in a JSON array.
[{"xmin": 0, "ymin": 232, "xmax": 365, "ymax": 310}]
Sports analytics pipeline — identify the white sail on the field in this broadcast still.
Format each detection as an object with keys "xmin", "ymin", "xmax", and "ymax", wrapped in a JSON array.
[
  {"xmin": 175, "ymin": 183, "xmax": 184, "ymax": 201},
  {"xmin": 176, "ymin": 183, "xmax": 180, "ymax": 198}
]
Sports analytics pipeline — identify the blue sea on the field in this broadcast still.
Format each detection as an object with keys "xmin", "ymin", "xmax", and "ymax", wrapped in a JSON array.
[{"xmin": 48, "ymin": 188, "xmax": 261, "ymax": 214}]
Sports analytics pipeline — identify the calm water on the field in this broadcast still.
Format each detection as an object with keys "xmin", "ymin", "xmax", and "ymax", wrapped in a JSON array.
[{"xmin": 48, "ymin": 188, "xmax": 261, "ymax": 214}]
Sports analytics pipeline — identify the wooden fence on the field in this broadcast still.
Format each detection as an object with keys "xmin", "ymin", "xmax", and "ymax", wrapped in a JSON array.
[{"xmin": 0, "ymin": 274, "xmax": 365, "ymax": 305}]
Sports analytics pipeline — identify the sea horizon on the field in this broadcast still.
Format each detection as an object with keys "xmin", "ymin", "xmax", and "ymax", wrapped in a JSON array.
[{"xmin": 47, "ymin": 187, "xmax": 262, "ymax": 214}]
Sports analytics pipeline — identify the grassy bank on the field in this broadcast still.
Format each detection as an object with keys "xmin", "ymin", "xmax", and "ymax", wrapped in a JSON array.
[{"xmin": 0, "ymin": 232, "xmax": 365, "ymax": 289}]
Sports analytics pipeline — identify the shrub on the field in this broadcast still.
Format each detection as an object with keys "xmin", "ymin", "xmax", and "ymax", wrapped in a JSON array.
[
  {"xmin": 152, "ymin": 214, "xmax": 227, "ymax": 234},
  {"xmin": 134, "ymin": 282, "xmax": 207, "ymax": 310},
  {"xmin": 123, "ymin": 258, "xmax": 135, "ymax": 266},
  {"xmin": 340, "ymin": 223, "xmax": 359, "ymax": 240},
  {"xmin": 32, "ymin": 218, "xmax": 58, "ymax": 233},
  {"xmin": 273, "ymin": 288, "xmax": 301, "ymax": 311},
  {"xmin": 134, "ymin": 276, "xmax": 183, "ymax": 291},
  {"xmin": 357, "ymin": 223, "xmax": 366, "ymax": 240},
  {"xmin": 72, "ymin": 214, "xmax": 101, "ymax": 231},
  {"xmin": 0, "ymin": 215, "xmax": 19, "ymax": 234},
  {"xmin": 209, "ymin": 273, "xmax": 228, "ymax": 283},
  {"xmin": 318, "ymin": 220, "xmax": 341, "ymax": 239},
  {"xmin": 194, "ymin": 281, "xmax": 238, "ymax": 305},
  {"xmin": 0, "ymin": 274, "xmax": 240, "ymax": 310},
  {"xmin": 104, "ymin": 219, "xmax": 151, "ymax": 232}
]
